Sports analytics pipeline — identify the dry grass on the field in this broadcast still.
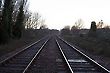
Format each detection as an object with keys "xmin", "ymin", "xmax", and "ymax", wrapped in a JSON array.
[
  {"xmin": 0, "ymin": 29, "xmax": 48, "ymax": 57},
  {"xmin": 62, "ymin": 35, "xmax": 110, "ymax": 70},
  {"xmin": 62, "ymin": 35, "xmax": 110, "ymax": 57}
]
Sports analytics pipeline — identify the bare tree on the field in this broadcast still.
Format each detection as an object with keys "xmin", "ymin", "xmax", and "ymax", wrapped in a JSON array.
[
  {"xmin": 103, "ymin": 25, "xmax": 110, "ymax": 29},
  {"xmin": 31, "ymin": 13, "xmax": 41, "ymax": 29},
  {"xmin": 97, "ymin": 20, "xmax": 104, "ymax": 28},
  {"xmin": 39, "ymin": 19, "xmax": 47, "ymax": 29},
  {"xmin": 71, "ymin": 19, "xmax": 84, "ymax": 30},
  {"xmin": 25, "ymin": 11, "xmax": 42, "ymax": 29},
  {"xmin": 24, "ymin": 11, "xmax": 32, "ymax": 28}
]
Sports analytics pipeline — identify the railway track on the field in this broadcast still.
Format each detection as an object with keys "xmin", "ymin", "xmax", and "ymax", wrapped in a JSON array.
[
  {"xmin": 0, "ymin": 37, "xmax": 49, "ymax": 73},
  {"xmin": 24, "ymin": 37, "xmax": 72, "ymax": 73},
  {"xmin": 56, "ymin": 36, "xmax": 110, "ymax": 73},
  {"xmin": 0, "ymin": 36, "xmax": 73, "ymax": 73},
  {"xmin": 0, "ymin": 35, "xmax": 109, "ymax": 73}
]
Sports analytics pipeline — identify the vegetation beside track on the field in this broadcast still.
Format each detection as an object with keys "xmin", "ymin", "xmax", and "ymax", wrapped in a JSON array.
[
  {"xmin": 0, "ymin": 29, "xmax": 50, "ymax": 57},
  {"xmin": 62, "ymin": 35, "xmax": 110, "ymax": 57}
]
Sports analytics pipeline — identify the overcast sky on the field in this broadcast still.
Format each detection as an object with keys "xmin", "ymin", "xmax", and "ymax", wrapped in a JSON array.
[{"xmin": 29, "ymin": 0, "xmax": 110, "ymax": 30}]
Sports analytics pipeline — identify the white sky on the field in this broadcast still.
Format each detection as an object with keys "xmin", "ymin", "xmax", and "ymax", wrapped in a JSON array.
[{"xmin": 29, "ymin": 0, "xmax": 110, "ymax": 30}]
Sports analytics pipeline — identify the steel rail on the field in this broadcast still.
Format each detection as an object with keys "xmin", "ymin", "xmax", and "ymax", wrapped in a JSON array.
[
  {"xmin": 0, "ymin": 37, "xmax": 47, "ymax": 65},
  {"xmin": 56, "ymin": 39, "xmax": 74, "ymax": 73},
  {"xmin": 57, "ymin": 36, "xmax": 110, "ymax": 73},
  {"xmin": 22, "ymin": 39, "xmax": 49, "ymax": 73}
]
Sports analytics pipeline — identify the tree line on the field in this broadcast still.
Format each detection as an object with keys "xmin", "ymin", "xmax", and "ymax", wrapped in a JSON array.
[
  {"xmin": 61, "ymin": 20, "xmax": 110, "ymax": 37},
  {"xmin": 0, "ymin": 0, "xmax": 27, "ymax": 44},
  {"xmin": 0, "ymin": 0, "xmax": 46, "ymax": 44}
]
